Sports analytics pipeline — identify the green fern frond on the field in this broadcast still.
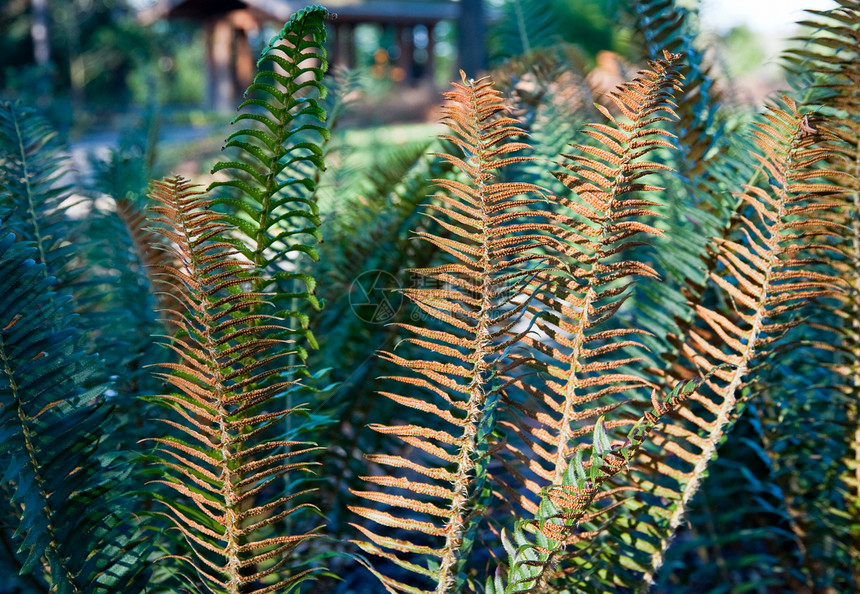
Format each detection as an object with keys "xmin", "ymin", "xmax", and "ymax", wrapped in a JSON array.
[
  {"xmin": 208, "ymin": 5, "xmax": 329, "ymax": 351},
  {"xmin": 146, "ymin": 176, "xmax": 323, "ymax": 594},
  {"xmin": 349, "ymin": 72, "xmax": 553, "ymax": 594},
  {"xmin": 489, "ymin": 0, "xmax": 561, "ymax": 62},
  {"xmin": 0, "ymin": 231, "xmax": 147, "ymax": 593},
  {"xmin": 780, "ymin": 2, "xmax": 860, "ymax": 583},
  {"xmin": 0, "ymin": 102, "xmax": 79, "ymax": 286},
  {"xmin": 624, "ymin": 0, "xmax": 737, "ymax": 266}
]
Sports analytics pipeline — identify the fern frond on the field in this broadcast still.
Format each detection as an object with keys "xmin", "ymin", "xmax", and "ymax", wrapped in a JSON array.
[
  {"xmin": 628, "ymin": 0, "xmax": 727, "ymax": 179},
  {"xmin": 147, "ymin": 176, "xmax": 322, "ymax": 594},
  {"xmin": 306, "ymin": 140, "xmax": 459, "ymax": 534},
  {"xmin": 208, "ymin": 5, "xmax": 329, "ymax": 351},
  {"xmin": 633, "ymin": 97, "xmax": 850, "ymax": 588},
  {"xmin": 113, "ymin": 196, "xmax": 181, "ymax": 333},
  {"xmin": 0, "ymin": 102, "xmax": 79, "ymax": 286},
  {"xmin": 648, "ymin": 412, "xmax": 817, "ymax": 590},
  {"xmin": 624, "ymin": 0, "xmax": 740, "ymax": 342},
  {"xmin": 491, "ymin": 43, "xmax": 598, "ymax": 194},
  {"xmin": 349, "ymin": 73, "xmax": 553, "ymax": 594},
  {"xmin": 484, "ymin": 52, "xmax": 685, "ymax": 593},
  {"xmin": 780, "ymin": 3, "xmax": 860, "ymax": 583},
  {"xmin": 499, "ymin": 50, "xmax": 684, "ymax": 513},
  {"xmin": 0, "ymin": 231, "xmax": 147, "ymax": 592}
]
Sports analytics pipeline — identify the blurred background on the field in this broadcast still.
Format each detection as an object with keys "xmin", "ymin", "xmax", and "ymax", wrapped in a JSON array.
[{"xmin": 0, "ymin": 0, "xmax": 836, "ymax": 138}]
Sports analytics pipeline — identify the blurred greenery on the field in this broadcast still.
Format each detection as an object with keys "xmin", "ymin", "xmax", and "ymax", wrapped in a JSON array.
[
  {"xmin": 721, "ymin": 24, "xmax": 767, "ymax": 77},
  {"xmin": 1, "ymin": 0, "xmax": 203, "ymax": 132},
  {"xmin": 1, "ymin": 1, "xmax": 859, "ymax": 593}
]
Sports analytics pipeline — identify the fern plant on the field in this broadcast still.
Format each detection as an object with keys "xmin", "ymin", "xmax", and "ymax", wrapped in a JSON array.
[
  {"xmin": 209, "ymin": 5, "xmax": 329, "ymax": 353},
  {"xmin": 620, "ymin": 96, "xmax": 850, "ymax": 591},
  {"xmin": 145, "ymin": 176, "xmax": 322, "ymax": 593},
  {"xmin": 3, "ymin": 2, "xmax": 860, "ymax": 593}
]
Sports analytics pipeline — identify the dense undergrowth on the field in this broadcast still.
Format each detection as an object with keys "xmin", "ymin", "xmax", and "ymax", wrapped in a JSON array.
[{"xmin": 1, "ymin": 2, "xmax": 860, "ymax": 593}]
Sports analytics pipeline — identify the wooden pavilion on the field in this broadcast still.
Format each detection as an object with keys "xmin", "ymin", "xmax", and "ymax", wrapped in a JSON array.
[{"xmin": 139, "ymin": 0, "xmax": 479, "ymax": 112}]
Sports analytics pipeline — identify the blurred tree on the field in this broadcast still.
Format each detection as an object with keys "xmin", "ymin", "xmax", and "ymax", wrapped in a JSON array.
[
  {"xmin": 31, "ymin": 0, "xmax": 50, "ymax": 66},
  {"xmin": 487, "ymin": 0, "xmax": 630, "ymax": 65},
  {"xmin": 553, "ymin": 0, "xmax": 629, "ymax": 58},
  {"xmin": 1, "ymin": 0, "xmax": 204, "ymax": 128}
]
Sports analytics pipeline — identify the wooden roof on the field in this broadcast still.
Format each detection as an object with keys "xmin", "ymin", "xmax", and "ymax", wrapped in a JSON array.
[{"xmin": 139, "ymin": 0, "xmax": 459, "ymax": 25}]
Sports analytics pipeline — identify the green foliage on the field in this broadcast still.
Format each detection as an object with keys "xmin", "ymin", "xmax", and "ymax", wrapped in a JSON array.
[
  {"xmin": 0, "ymin": 232, "xmax": 146, "ymax": 592},
  {"xmin": 489, "ymin": 0, "xmax": 561, "ymax": 61},
  {"xmin": 489, "ymin": 0, "xmax": 626, "ymax": 63},
  {"xmin": 0, "ymin": 101, "xmax": 79, "ymax": 286},
  {"xmin": 209, "ymin": 5, "xmax": 329, "ymax": 353}
]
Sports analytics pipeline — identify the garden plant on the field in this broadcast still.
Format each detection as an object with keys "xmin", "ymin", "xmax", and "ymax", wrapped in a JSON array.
[{"xmin": 1, "ymin": 1, "xmax": 860, "ymax": 593}]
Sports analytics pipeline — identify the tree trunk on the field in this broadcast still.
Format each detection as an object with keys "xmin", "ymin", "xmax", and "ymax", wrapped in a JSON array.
[{"xmin": 31, "ymin": 0, "xmax": 51, "ymax": 66}]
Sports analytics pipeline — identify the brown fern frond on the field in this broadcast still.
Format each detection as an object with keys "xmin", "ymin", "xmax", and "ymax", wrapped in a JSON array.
[
  {"xmin": 147, "ymin": 175, "xmax": 321, "ymax": 594},
  {"xmin": 349, "ymin": 73, "xmax": 553, "ymax": 594},
  {"xmin": 633, "ymin": 97, "xmax": 850, "ymax": 588},
  {"xmin": 498, "ymin": 51, "xmax": 685, "ymax": 519}
]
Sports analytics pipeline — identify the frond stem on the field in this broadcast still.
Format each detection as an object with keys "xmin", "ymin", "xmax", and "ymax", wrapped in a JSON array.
[
  {"xmin": 0, "ymin": 335, "xmax": 79, "ymax": 593},
  {"xmin": 172, "ymin": 185, "xmax": 243, "ymax": 593},
  {"xmin": 435, "ymin": 81, "xmax": 495, "ymax": 594},
  {"xmin": 9, "ymin": 106, "xmax": 49, "ymax": 277}
]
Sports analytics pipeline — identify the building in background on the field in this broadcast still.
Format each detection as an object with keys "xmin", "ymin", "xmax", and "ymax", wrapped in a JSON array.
[{"xmin": 139, "ymin": 0, "xmax": 483, "ymax": 112}]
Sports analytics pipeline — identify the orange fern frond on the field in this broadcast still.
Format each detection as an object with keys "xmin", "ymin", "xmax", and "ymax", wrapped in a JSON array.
[
  {"xmin": 349, "ymin": 73, "xmax": 554, "ymax": 594},
  {"xmin": 147, "ymin": 175, "xmax": 322, "ymax": 594},
  {"xmin": 493, "ymin": 372, "xmax": 721, "ymax": 594},
  {"xmin": 634, "ymin": 97, "xmax": 850, "ymax": 587},
  {"xmin": 498, "ymin": 51, "xmax": 685, "ymax": 517}
]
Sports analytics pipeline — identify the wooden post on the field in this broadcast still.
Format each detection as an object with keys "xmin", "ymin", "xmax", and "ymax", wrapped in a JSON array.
[
  {"xmin": 343, "ymin": 23, "xmax": 356, "ymax": 68},
  {"xmin": 398, "ymin": 25, "xmax": 415, "ymax": 85},
  {"xmin": 234, "ymin": 27, "xmax": 253, "ymax": 97},
  {"xmin": 331, "ymin": 22, "xmax": 342, "ymax": 68},
  {"xmin": 206, "ymin": 16, "xmax": 234, "ymax": 113},
  {"xmin": 458, "ymin": 0, "xmax": 486, "ymax": 76},
  {"xmin": 231, "ymin": 9, "xmax": 257, "ymax": 97}
]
